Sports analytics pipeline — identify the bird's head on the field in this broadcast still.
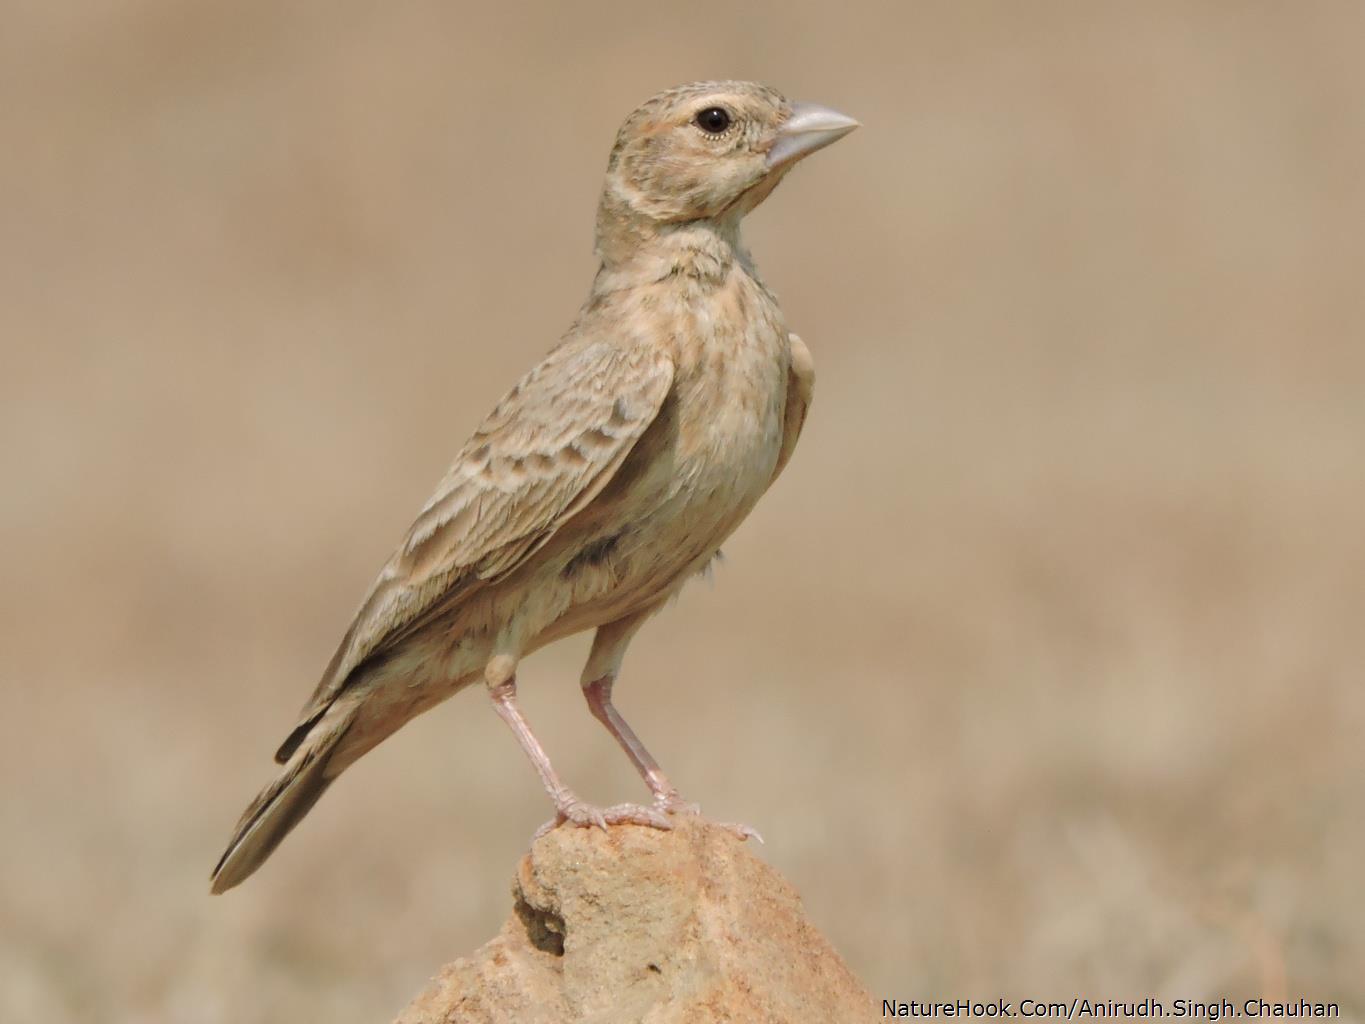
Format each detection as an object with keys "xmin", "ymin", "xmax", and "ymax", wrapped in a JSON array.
[{"xmin": 596, "ymin": 81, "xmax": 858, "ymax": 259}]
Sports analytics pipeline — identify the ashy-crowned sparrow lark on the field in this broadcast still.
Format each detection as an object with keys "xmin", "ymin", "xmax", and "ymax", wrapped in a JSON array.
[{"xmin": 212, "ymin": 81, "xmax": 857, "ymax": 892}]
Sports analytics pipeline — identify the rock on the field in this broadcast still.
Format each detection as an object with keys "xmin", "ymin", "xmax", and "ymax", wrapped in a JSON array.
[{"xmin": 394, "ymin": 817, "xmax": 878, "ymax": 1023}]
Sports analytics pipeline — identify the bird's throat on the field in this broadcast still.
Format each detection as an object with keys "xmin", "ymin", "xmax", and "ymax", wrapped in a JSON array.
[{"xmin": 593, "ymin": 218, "xmax": 745, "ymax": 295}]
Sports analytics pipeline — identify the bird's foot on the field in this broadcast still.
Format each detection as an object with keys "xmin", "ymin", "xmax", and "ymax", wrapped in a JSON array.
[
  {"xmin": 651, "ymin": 791, "xmax": 763, "ymax": 844},
  {"xmin": 651, "ymin": 791, "xmax": 702, "ymax": 817},
  {"xmin": 534, "ymin": 797, "xmax": 674, "ymax": 840}
]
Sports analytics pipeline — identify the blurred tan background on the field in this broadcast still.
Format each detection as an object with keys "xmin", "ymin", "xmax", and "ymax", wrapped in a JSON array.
[{"xmin": 3, "ymin": 2, "xmax": 1363, "ymax": 1021}]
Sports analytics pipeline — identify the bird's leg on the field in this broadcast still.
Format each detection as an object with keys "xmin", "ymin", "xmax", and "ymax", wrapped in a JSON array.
[
  {"xmin": 581, "ymin": 673, "xmax": 691, "ymax": 812},
  {"xmin": 484, "ymin": 655, "xmax": 671, "ymax": 838},
  {"xmin": 580, "ymin": 619, "xmax": 762, "ymax": 842}
]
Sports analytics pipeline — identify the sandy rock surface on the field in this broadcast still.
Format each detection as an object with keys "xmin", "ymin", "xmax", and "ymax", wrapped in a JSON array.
[{"xmin": 394, "ymin": 818, "xmax": 877, "ymax": 1023}]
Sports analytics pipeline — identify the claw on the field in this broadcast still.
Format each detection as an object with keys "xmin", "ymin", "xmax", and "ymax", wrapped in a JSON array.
[{"xmin": 719, "ymin": 822, "xmax": 764, "ymax": 844}]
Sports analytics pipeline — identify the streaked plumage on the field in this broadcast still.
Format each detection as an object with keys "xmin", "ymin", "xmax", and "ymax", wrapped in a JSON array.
[{"xmin": 212, "ymin": 80, "xmax": 857, "ymax": 893}]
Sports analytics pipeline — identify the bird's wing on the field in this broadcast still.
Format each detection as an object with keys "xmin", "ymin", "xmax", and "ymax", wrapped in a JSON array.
[
  {"xmin": 277, "ymin": 341, "xmax": 675, "ymax": 759},
  {"xmin": 771, "ymin": 332, "xmax": 814, "ymax": 484}
]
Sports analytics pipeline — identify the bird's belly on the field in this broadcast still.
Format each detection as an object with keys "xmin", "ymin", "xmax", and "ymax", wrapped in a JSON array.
[
  {"xmin": 536, "ymin": 364, "xmax": 788, "ymax": 640},
  {"xmin": 535, "ymin": 495, "xmax": 761, "ymax": 642}
]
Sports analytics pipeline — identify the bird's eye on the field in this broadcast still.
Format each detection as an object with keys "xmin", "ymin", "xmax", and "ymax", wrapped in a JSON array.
[{"xmin": 694, "ymin": 106, "xmax": 733, "ymax": 135}]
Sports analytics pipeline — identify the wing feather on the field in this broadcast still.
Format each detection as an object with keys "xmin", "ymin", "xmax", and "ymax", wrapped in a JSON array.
[
  {"xmin": 771, "ymin": 332, "xmax": 814, "ymax": 484},
  {"xmin": 285, "ymin": 341, "xmax": 675, "ymax": 742}
]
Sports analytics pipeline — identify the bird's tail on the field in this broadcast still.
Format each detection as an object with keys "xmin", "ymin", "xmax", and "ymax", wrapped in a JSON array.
[{"xmin": 210, "ymin": 709, "xmax": 355, "ymax": 894}]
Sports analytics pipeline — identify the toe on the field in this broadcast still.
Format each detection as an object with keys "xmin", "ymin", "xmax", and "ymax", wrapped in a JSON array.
[
  {"xmin": 655, "ymin": 795, "xmax": 702, "ymax": 817},
  {"xmin": 560, "ymin": 800, "xmax": 609, "ymax": 832},
  {"xmin": 603, "ymin": 802, "xmax": 674, "ymax": 830},
  {"xmin": 533, "ymin": 813, "xmax": 566, "ymax": 841}
]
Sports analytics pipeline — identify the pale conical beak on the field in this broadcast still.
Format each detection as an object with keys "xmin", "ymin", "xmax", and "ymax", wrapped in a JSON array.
[{"xmin": 766, "ymin": 101, "xmax": 860, "ymax": 170}]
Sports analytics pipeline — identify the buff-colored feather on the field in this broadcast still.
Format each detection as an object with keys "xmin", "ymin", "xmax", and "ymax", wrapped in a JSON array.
[
  {"xmin": 212, "ymin": 80, "xmax": 856, "ymax": 891},
  {"xmin": 292, "ymin": 342, "xmax": 675, "ymax": 732}
]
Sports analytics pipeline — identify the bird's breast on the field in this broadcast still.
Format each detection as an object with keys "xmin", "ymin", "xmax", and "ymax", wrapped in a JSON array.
[
  {"xmin": 666, "ymin": 269, "xmax": 790, "ymax": 496},
  {"xmin": 533, "ymin": 266, "xmax": 793, "ymax": 636}
]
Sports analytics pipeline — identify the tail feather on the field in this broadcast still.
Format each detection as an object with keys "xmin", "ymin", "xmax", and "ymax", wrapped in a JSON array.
[
  {"xmin": 210, "ymin": 714, "xmax": 354, "ymax": 894},
  {"xmin": 273, "ymin": 706, "xmax": 327, "ymax": 764}
]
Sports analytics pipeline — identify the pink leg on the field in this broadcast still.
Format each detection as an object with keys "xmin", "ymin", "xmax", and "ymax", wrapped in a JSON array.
[
  {"xmin": 582, "ymin": 674, "xmax": 762, "ymax": 843},
  {"xmin": 582, "ymin": 675, "xmax": 688, "ymax": 808},
  {"xmin": 487, "ymin": 676, "xmax": 672, "ymax": 837}
]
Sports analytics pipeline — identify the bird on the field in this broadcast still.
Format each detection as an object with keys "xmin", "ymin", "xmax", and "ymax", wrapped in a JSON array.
[{"xmin": 211, "ymin": 80, "xmax": 858, "ymax": 893}]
